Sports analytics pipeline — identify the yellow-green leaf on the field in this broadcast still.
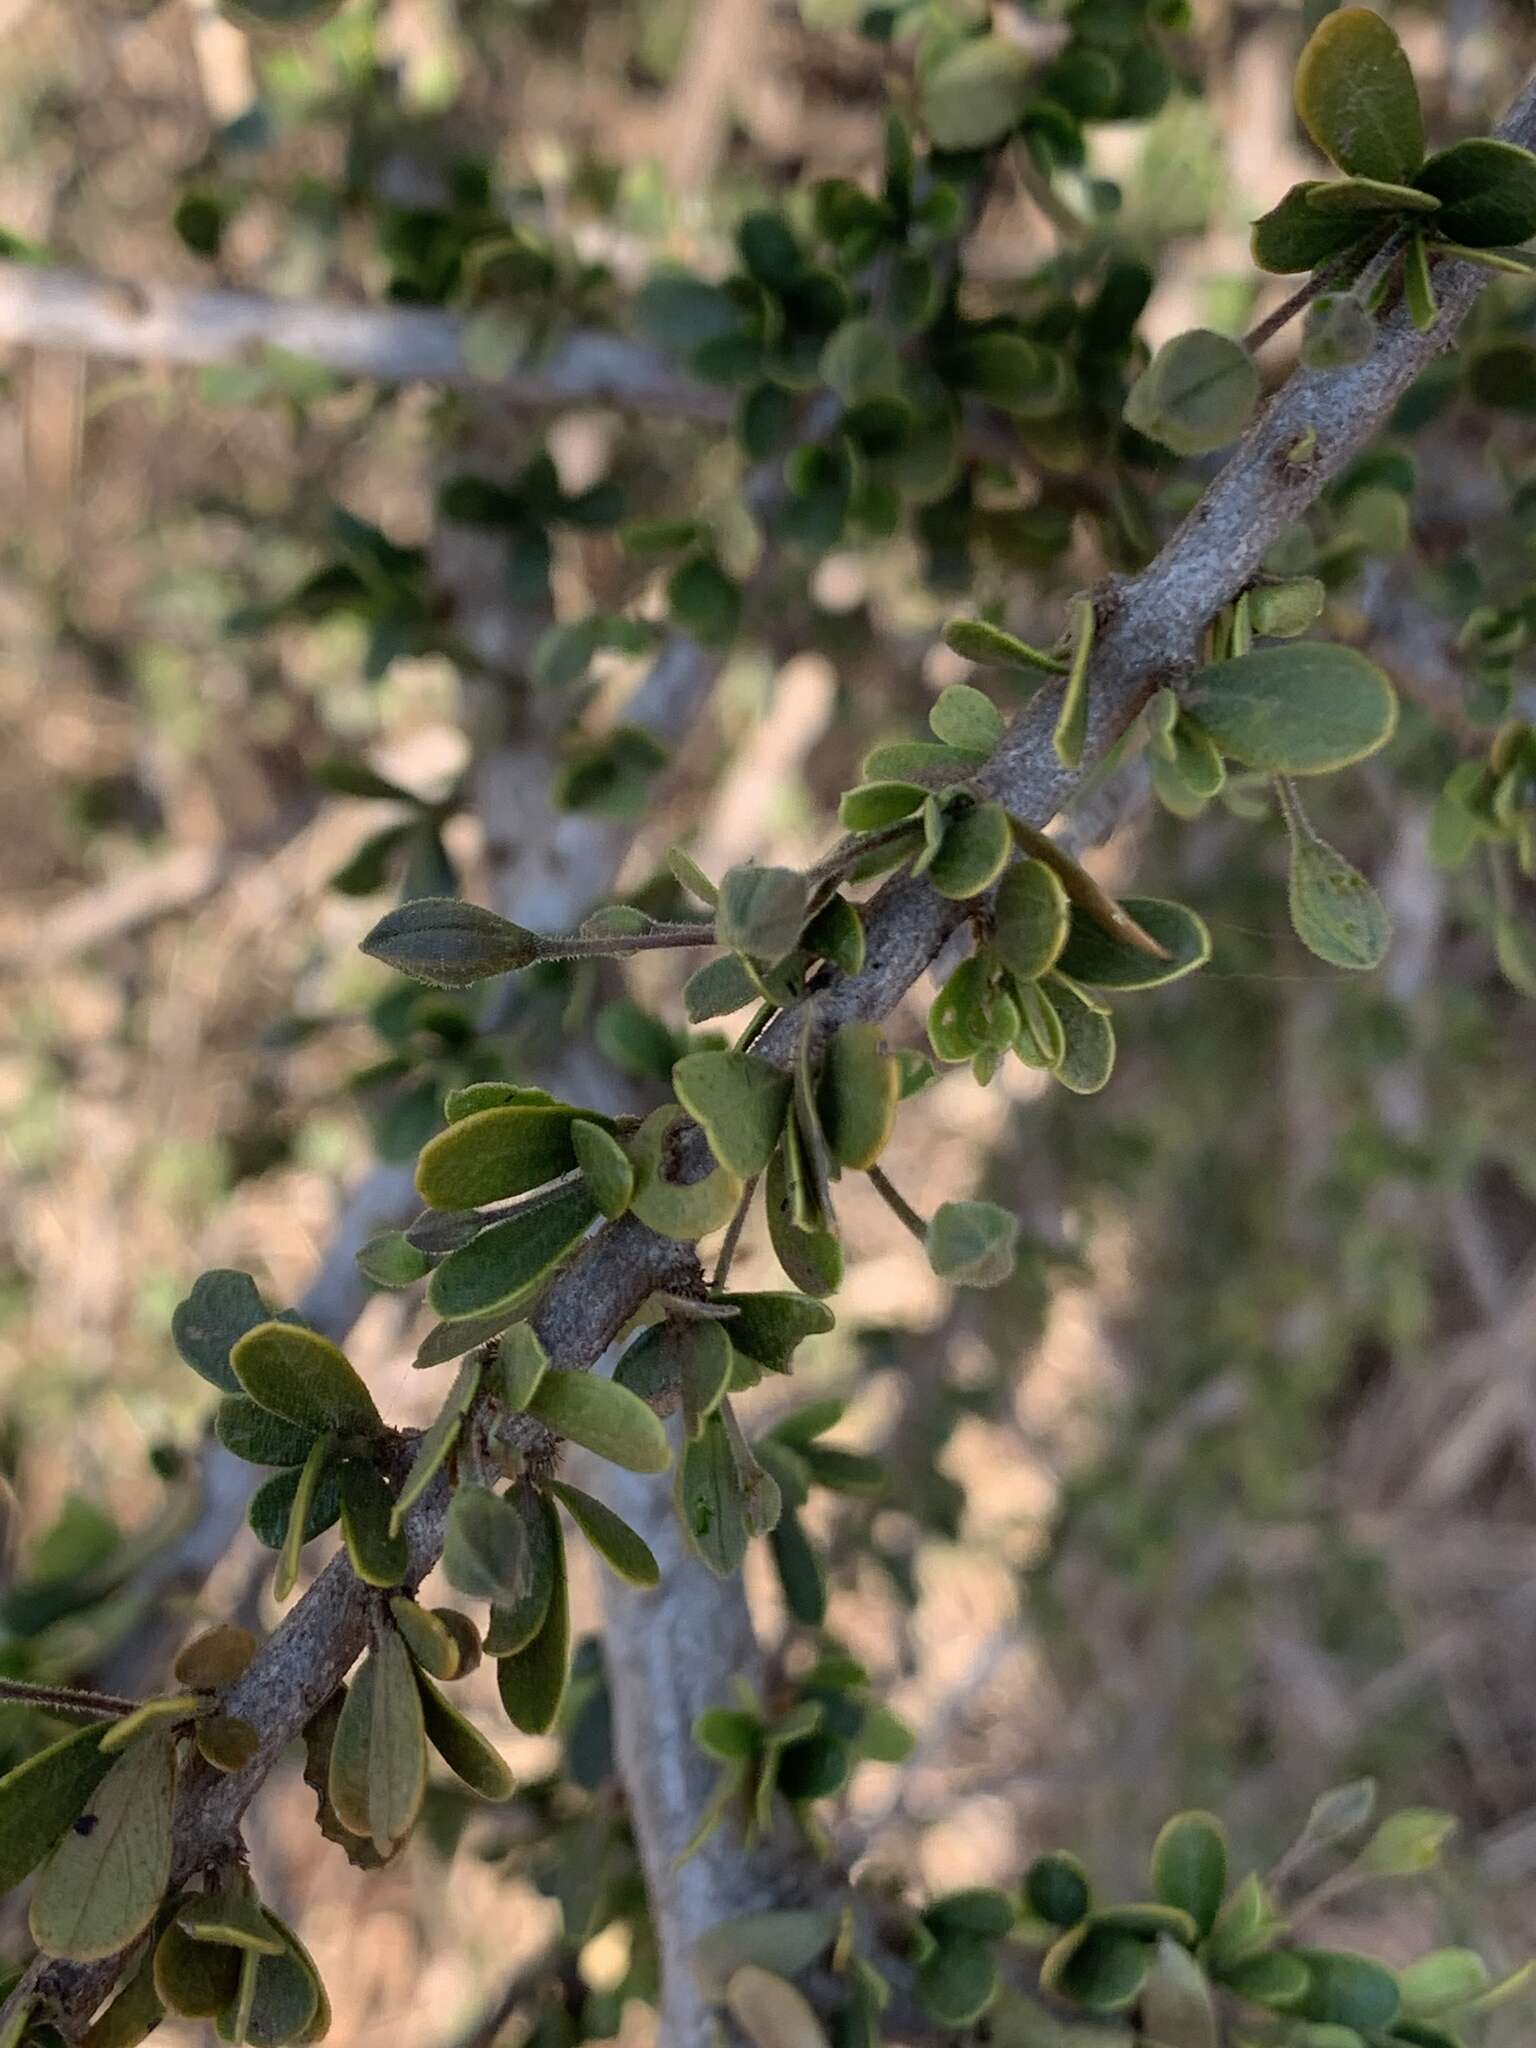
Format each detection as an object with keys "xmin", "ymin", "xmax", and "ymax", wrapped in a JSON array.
[
  {"xmin": 548, "ymin": 1478, "xmax": 661, "ymax": 1586},
  {"xmin": 30, "ymin": 1731, "xmax": 177, "ymax": 1962},
  {"xmin": 415, "ymin": 1106, "xmax": 585, "ymax": 1209},
  {"xmin": 1186, "ymin": 644, "xmax": 1396, "ymax": 775},
  {"xmin": 1295, "ymin": 7, "xmax": 1424, "ymax": 185},
  {"xmin": 415, "ymin": 1672, "xmax": 515, "ymax": 1799},
  {"xmin": 674, "ymin": 1051, "xmax": 791, "ymax": 1179},
  {"xmin": 526, "ymin": 1370, "xmax": 671, "ymax": 1473},
  {"xmin": 232, "ymin": 1322, "xmax": 380, "ymax": 1438},
  {"xmin": 0, "ymin": 1721, "xmax": 115, "ymax": 1895}
]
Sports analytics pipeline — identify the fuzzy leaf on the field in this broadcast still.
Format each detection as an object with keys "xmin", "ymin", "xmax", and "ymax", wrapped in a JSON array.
[
  {"xmin": 415, "ymin": 1106, "xmax": 586, "ymax": 1209},
  {"xmin": 426, "ymin": 1184, "xmax": 597, "ymax": 1321},
  {"xmin": 1295, "ymin": 7, "xmax": 1423, "ymax": 184},
  {"xmin": 1186, "ymin": 644, "xmax": 1396, "ymax": 774},
  {"xmin": 231, "ymin": 1322, "xmax": 380, "ymax": 1437},
  {"xmin": 674, "ymin": 1051, "xmax": 791, "ymax": 1179},
  {"xmin": 527, "ymin": 1369, "xmax": 672, "ymax": 1472},
  {"xmin": 570, "ymin": 1118, "xmax": 634, "ymax": 1219},
  {"xmin": 0, "ymin": 1722, "xmax": 115, "ymax": 1895},
  {"xmin": 548, "ymin": 1479, "xmax": 660, "ymax": 1586},
  {"xmin": 495, "ymin": 1505, "xmax": 570, "ymax": 1735},
  {"xmin": 29, "ymin": 1732, "xmax": 176, "ymax": 1962},
  {"xmin": 360, "ymin": 896, "xmax": 544, "ymax": 987},
  {"xmin": 918, "ymin": 35, "xmax": 1033, "ymax": 151},
  {"xmin": 926, "ymin": 1200, "xmax": 1018, "ymax": 1288},
  {"xmin": 1124, "ymin": 330, "xmax": 1259, "ymax": 457},
  {"xmin": 716, "ymin": 866, "xmax": 808, "ymax": 959},
  {"xmin": 1415, "ymin": 138, "xmax": 1536, "ymax": 247},
  {"xmin": 1054, "ymin": 897, "xmax": 1210, "ymax": 991},
  {"xmin": 415, "ymin": 1672, "xmax": 515, "ymax": 1799}
]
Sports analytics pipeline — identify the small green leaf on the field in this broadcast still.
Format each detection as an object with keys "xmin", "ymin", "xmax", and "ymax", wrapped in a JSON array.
[
  {"xmin": 99, "ymin": 1694, "xmax": 205, "ymax": 1754},
  {"xmin": 1054, "ymin": 897, "xmax": 1211, "ymax": 991},
  {"xmin": 415, "ymin": 1672, "xmax": 515, "ymax": 1800},
  {"xmin": 929, "ymin": 684, "xmax": 1004, "ymax": 753},
  {"xmin": 1415, "ymin": 138, "xmax": 1536, "ymax": 247},
  {"xmin": 174, "ymin": 1623, "xmax": 259, "ymax": 1690},
  {"xmin": 1251, "ymin": 183, "xmax": 1371, "ymax": 274},
  {"xmin": 155, "ymin": 1922, "xmax": 242, "ymax": 2019},
  {"xmin": 548, "ymin": 1479, "xmax": 660, "ymax": 1586},
  {"xmin": 685, "ymin": 951, "xmax": 761, "ymax": 1022},
  {"xmin": 1356, "ymin": 1807, "xmax": 1455, "ymax": 1876},
  {"xmin": 714, "ymin": 1291, "xmax": 835, "ymax": 1374},
  {"xmin": 943, "ymin": 618, "xmax": 1067, "ymax": 676},
  {"xmin": 231, "ymin": 1321, "xmax": 381, "ymax": 1437},
  {"xmin": 725, "ymin": 1963, "xmax": 833, "ymax": 2048},
  {"xmin": 1306, "ymin": 175, "xmax": 1438, "ymax": 216},
  {"xmin": 1186, "ymin": 644, "xmax": 1396, "ymax": 774},
  {"xmin": 1404, "ymin": 232, "xmax": 1437, "ymax": 330},
  {"xmin": 1495, "ymin": 910, "xmax": 1536, "ymax": 996},
  {"xmin": 926, "ymin": 1200, "xmax": 1019, "ymax": 1288},
  {"xmin": 415, "ymin": 1105, "xmax": 587, "ymax": 1209},
  {"xmin": 668, "ymin": 553, "xmax": 742, "ymax": 646},
  {"xmin": 916, "ymin": 1939, "xmax": 998, "ymax": 2028},
  {"xmin": 629, "ymin": 1105, "xmax": 743, "ymax": 1241},
  {"xmin": 929, "ymin": 799, "xmax": 1012, "ymax": 900},
  {"xmin": 1053, "ymin": 596, "xmax": 1094, "ymax": 769},
  {"xmin": 1295, "ymin": 1950, "xmax": 1401, "ymax": 2031},
  {"xmin": 1398, "ymin": 1950, "xmax": 1490, "ymax": 2018},
  {"xmin": 1024, "ymin": 1851, "xmax": 1091, "ymax": 1929},
  {"xmin": 991, "ymin": 859, "xmax": 1071, "ymax": 982},
  {"xmin": 1305, "ymin": 1779, "xmax": 1378, "ymax": 1847},
  {"xmin": 495, "ymin": 1504, "xmax": 570, "ymax": 1735},
  {"xmin": 390, "ymin": 1352, "xmax": 482, "ymax": 1536},
  {"xmin": 1294, "ymin": 7, "xmax": 1423, "ymax": 185},
  {"xmin": 678, "ymin": 1408, "xmax": 782, "ymax": 1576},
  {"xmin": 571, "ymin": 1118, "xmax": 634, "ymax": 1219},
  {"xmin": 248, "ymin": 1461, "xmax": 340, "ymax": 1554},
  {"xmin": 172, "ymin": 1270, "xmax": 272, "ymax": 1394},
  {"xmin": 484, "ymin": 1484, "xmax": 556, "ymax": 1657},
  {"xmin": 178, "ymin": 1882, "xmax": 284, "ymax": 1954},
  {"xmin": 1282, "ymin": 791, "xmax": 1392, "ymax": 970},
  {"xmin": 1219, "ymin": 1950, "xmax": 1310, "ymax": 2008},
  {"xmin": 692, "ymin": 1910, "xmax": 839, "ymax": 2001},
  {"xmin": 716, "ymin": 865, "xmax": 808, "ymax": 959},
  {"xmin": 817, "ymin": 1021, "xmax": 898, "ymax": 1171},
  {"xmin": 1300, "ymin": 292, "xmax": 1376, "ymax": 371},
  {"xmin": 338, "ymin": 1459, "xmax": 409, "ymax": 1588},
  {"xmin": 388, "ymin": 1597, "xmax": 460, "ymax": 1681},
  {"xmin": 1249, "ymin": 578, "xmax": 1326, "ymax": 638},
  {"xmin": 1040, "ymin": 1922, "xmax": 1150, "ymax": 2012},
  {"xmin": 0, "ymin": 1722, "xmax": 115, "ymax": 1895},
  {"xmin": 1151, "ymin": 1810, "xmax": 1227, "ymax": 1935},
  {"xmin": 360, "ymin": 897, "xmax": 544, "ymax": 987},
  {"xmin": 487, "ymin": 1321, "xmax": 549, "ymax": 1411},
  {"xmin": 765, "ymin": 1142, "xmax": 843, "ymax": 1297},
  {"xmin": 1124, "ymin": 329, "xmax": 1259, "ymax": 457},
  {"xmin": 1047, "ymin": 976, "xmax": 1117, "ymax": 1094},
  {"xmin": 30, "ymin": 1731, "xmax": 177, "ymax": 1962},
  {"xmin": 195, "ymin": 1715, "xmax": 260, "ymax": 1774},
  {"xmin": 443, "ymin": 1484, "xmax": 531, "ymax": 1604},
  {"xmin": 356, "ymin": 1230, "xmax": 431, "ymax": 1289},
  {"xmin": 274, "ymin": 1432, "xmax": 336, "ymax": 1603},
  {"xmin": 918, "ymin": 35, "xmax": 1034, "ymax": 152},
  {"xmin": 427, "ymin": 1184, "xmax": 597, "ymax": 1321},
  {"xmin": 862, "ymin": 737, "xmax": 988, "ymax": 781},
  {"xmin": 215, "ymin": 1396, "xmax": 317, "ymax": 1469},
  {"xmin": 674, "ymin": 1051, "xmax": 791, "ymax": 1179},
  {"xmin": 1139, "ymin": 1936, "xmax": 1219, "ymax": 2048},
  {"xmin": 527, "ymin": 1370, "xmax": 671, "ymax": 1473},
  {"xmin": 329, "ymin": 1632, "xmax": 426, "ymax": 1857},
  {"xmin": 925, "ymin": 1889, "xmax": 1016, "ymax": 1942},
  {"xmin": 839, "ymin": 781, "xmax": 927, "ymax": 831}
]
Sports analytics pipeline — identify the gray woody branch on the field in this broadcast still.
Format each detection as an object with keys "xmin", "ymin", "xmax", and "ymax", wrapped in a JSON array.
[
  {"xmin": 9, "ymin": 70, "xmax": 1536, "ymax": 2044},
  {"xmin": 0, "ymin": 262, "xmax": 729, "ymax": 421}
]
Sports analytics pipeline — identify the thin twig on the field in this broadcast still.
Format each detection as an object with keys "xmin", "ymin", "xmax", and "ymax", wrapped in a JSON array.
[
  {"xmin": 709, "ymin": 1176, "xmax": 759, "ymax": 1291},
  {"xmin": 0, "ymin": 1678, "xmax": 143, "ymax": 1719},
  {"xmin": 866, "ymin": 1164, "xmax": 928, "ymax": 1244}
]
